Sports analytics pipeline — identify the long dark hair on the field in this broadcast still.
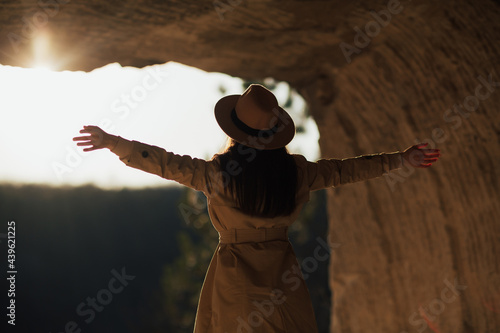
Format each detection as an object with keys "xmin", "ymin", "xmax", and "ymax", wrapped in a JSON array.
[{"xmin": 215, "ymin": 139, "xmax": 298, "ymax": 218}]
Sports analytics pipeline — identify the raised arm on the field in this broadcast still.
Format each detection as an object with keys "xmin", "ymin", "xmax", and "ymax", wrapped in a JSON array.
[
  {"xmin": 73, "ymin": 125, "xmax": 213, "ymax": 193},
  {"xmin": 303, "ymin": 143, "xmax": 440, "ymax": 191}
]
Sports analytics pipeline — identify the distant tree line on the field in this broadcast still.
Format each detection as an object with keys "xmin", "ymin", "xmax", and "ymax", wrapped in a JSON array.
[{"xmin": 0, "ymin": 177, "xmax": 329, "ymax": 332}]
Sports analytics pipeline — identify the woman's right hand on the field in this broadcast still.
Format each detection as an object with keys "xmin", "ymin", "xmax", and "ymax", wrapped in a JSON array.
[{"xmin": 73, "ymin": 125, "xmax": 118, "ymax": 152}]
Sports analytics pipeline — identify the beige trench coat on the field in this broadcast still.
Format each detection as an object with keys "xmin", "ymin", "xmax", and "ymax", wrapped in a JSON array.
[{"xmin": 111, "ymin": 137, "xmax": 403, "ymax": 333}]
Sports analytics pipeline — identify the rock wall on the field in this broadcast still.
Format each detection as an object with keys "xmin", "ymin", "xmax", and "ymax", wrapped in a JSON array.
[{"xmin": 1, "ymin": 0, "xmax": 499, "ymax": 331}]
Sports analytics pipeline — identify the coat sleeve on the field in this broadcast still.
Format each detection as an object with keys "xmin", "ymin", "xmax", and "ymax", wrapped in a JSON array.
[
  {"xmin": 301, "ymin": 151, "xmax": 404, "ymax": 191},
  {"xmin": 110, "ymin": 136, "xmax": 213, "ymax": 193}
]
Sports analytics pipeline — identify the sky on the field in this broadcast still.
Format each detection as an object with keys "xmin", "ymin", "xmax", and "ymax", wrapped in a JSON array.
[{"xmin": 0, "ymin": 62, "xmax": 320, "ymax": 189}]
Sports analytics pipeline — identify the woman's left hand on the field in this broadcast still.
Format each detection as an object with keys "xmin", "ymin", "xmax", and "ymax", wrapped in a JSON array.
[{"xmin": 401, "ymin": 142, "xmax": 441, "ymax": 168}]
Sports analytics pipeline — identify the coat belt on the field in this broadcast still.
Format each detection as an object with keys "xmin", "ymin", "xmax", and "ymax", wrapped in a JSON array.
[{"xmin": 218, "ymin": 226, "xmax": 289, "ymax": 244}]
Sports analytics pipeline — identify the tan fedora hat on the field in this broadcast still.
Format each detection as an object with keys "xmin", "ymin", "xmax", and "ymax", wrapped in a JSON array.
[{"xmin": 214, "ymin": 84, "xmax": 295, "ymax": 150}]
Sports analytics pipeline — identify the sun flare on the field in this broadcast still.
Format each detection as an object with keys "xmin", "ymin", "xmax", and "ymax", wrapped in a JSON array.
[{"xmin": 0, "ymin": 62, "xmax": 318, "ymax": 188}]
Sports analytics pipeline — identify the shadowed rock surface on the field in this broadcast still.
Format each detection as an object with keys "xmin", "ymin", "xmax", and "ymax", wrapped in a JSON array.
[{"xmin": 1, "ymin": 0, "xmax": 499, "ymax": 331}]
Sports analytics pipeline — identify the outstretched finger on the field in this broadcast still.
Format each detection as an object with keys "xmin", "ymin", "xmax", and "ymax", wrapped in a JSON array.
[
  {"xmin": 80, "ymin": 127, "xmax": 100, "ymax": 134},
  {"xmin": 73, "ymin": 136, "xmax": 92, "ymax": 141},
  {"xmin": 77, "ymin": 142, "xmax": 94, "ymax": 147},
  {"xmin": 419, "ymin": 150, "xmax": 440, "ymax": 155}
]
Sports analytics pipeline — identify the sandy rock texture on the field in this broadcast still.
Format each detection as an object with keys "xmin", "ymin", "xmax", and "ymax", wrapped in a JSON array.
[{"xmin": 1, "ymin": 0, "xmax": 499, "ymax": 332}]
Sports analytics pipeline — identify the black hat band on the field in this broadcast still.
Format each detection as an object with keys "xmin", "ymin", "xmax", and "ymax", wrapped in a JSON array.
[{"xmin": 231, "ymin": 108, "xmax": 278, "ymax": 139}]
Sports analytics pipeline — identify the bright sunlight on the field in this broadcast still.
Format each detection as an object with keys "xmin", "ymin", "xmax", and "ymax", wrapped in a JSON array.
[{"xmin": 0, "ymin": 62, "xmax": 319, "ymax": 189}]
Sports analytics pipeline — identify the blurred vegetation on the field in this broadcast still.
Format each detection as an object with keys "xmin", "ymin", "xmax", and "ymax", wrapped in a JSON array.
[
  {"xmin": 153, "ymin": 189, "xmax": 219, "ymax": 331},
  {"xmin": 156, "ymin": 187, "xmax": 330, "ymax": 333},
  {"xmin": 0, "ymin": 183, "xmax": 186, "ymax": 333},
  {"xmin": 0, "ymin": 183, "xmax": 330, "ymax": 332}
]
